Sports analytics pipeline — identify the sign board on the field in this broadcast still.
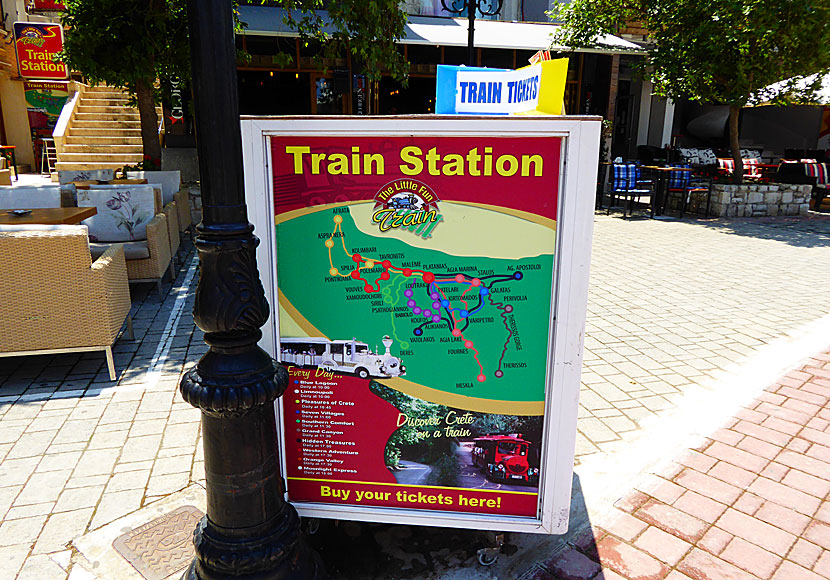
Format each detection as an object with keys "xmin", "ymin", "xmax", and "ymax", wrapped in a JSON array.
[
  {"xmin": 30, "ymin": 0, "xmax": 66, "ymax": 10},
  {"xmin": 13, "ymin": 22, "xmax": 69, "ymax": 80},
  {"xmin": 436, "ymin": 60, "xmax": 569, "ymax": 116},
  {"xmin": 242, "ymin": 116, "xmax": 599, "ymax": 533},
  {"xmin": 24, "ymin": 81, "xmax": 69, "ymax": 163}
]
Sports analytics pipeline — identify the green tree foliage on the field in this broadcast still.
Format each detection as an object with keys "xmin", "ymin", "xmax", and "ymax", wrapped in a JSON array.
[
  {"xmin": 550, "ymin": 0, "xmax": 830, "ymax": 182},
  {"xmin": 369, "ymin": 382, "xmax": 454, "ymax": 468},
  {"xmin": 239, "ymin": 0, "xmax": 409, "ymax": 83},
  {"xmin": 60, "ymin": 0, "xmax": 189, "ymax": 166}
]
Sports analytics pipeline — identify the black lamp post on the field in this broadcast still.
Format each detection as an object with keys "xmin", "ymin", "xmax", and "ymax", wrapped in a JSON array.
[
  {"xmin": 440, "ymin": 0, "xmax": 504, "ymax": 66},
  {"xmin": 179, "ymin": 1, "xmax": 324, "ymax": 578}
]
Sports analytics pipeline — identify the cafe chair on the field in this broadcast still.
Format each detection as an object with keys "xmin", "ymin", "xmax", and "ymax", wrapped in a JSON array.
[
  {"xmin": 608, "ymin": 163, "xmax": 652, "ymax": 217},
  {"xmin": 0, "ymin": 224, "xmax": 132, "ymax": 381},
  {"xmin": 0, "ymin": 185, "xmax": 62, "ymax": 209},
  {"xmin": 58, "ymin": 169, "xmax": 116, "ymax": 184},
  {"xmin": 666, "ymin": 164, "xmax": 712, "ymax": 218},
  {"xmin": 127, "ymin": 170, "xmax": 192, "ymax": 235},
  {"xmin": 77, "ymin": 185, "xmax": 173, "ymax": 297},
  {"xmin": 716, "ymin": 157, "xmax": 763, "ymax": 180}
]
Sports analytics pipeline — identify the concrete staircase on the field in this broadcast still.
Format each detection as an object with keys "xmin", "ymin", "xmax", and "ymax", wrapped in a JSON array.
[{"xmin": 55, "ymin": 85, "xmax": 162, "ymax": 172}]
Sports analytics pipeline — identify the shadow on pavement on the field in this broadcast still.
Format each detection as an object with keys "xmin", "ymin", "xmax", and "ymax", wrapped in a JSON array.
[
  {"xmin": 693, "ymin": 215, "xmax": 830, "ymax": 248},
  {"xmin": 303, "ymin": 474, "xmax": 602, "ymax": 580}
]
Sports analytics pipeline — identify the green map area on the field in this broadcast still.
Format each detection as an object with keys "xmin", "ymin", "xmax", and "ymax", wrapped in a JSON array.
[{"xmin": 276, "ymin": 204, "xmax": 555, "ymax": 405}]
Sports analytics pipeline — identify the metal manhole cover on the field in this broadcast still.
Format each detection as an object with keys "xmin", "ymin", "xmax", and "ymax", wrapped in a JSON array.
[{"xmin": 113, "ymin": 505, "xmax": 203, "ymax": 580}]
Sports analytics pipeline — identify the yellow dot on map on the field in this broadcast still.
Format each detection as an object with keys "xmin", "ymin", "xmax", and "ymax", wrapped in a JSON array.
[
  {"xmin": 330, "ymin": 268, "xmax": 339, "ymax": 276},
  {"xmin": 324, "ymin": 239, "xmax": 334, "ymax": 248},
  {"xmin": 365, "ymin": 260, "xmax": 375, "ymax": 269},
  {"xmin": 333, "ymin": 215, "xmax": 343, "ymax": 224}
]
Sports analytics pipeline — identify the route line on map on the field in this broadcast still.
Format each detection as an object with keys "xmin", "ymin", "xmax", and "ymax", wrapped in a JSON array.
[
  {"xmin": 323, "ymin": 214, "xmax": 525, "ymax": 382},
  {"xmin": 487, "ymin": 294, "xmax": 515, "ymax": 376}
]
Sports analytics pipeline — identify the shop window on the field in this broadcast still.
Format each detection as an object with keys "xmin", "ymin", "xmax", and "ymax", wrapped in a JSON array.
[
  {"xmin": 442, "ymin": 46, "xmax": 469, "ymax": 66},
  {"xmin": 378, "ymin": 76, "xmax": 437, "ymax": 114},
  {"xmin": 246, "ymin": 36, "xmax": 279, "ymax": 56},
  {"xmin": 407, "ymin": 44, "xmax": 439, "ymax": 75},
  {"xmin": 515, "ymin": 50, "xmax": 537, "ymax": 67},
  {"xmin": 238, "ymin": 71, "xmax": 311, "ymax": 115},
  {"xmin": 480, "ymin": 48, "xmax": 514, "ymax": 69}
]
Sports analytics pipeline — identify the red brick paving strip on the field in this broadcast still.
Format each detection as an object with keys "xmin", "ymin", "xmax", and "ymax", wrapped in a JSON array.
[{"xmin": 535, "ymin": 349, "xmax": 830, "ymax": 580}]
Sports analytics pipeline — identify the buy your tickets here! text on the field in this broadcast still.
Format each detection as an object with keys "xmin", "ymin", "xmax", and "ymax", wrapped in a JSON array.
[
  {"xmin": 320, "ymin": 486, "xmax": 503, "ymax": 509},
  {"xmin": 284, "ymin": 146, "xmax": 545, "ymax": 178}
]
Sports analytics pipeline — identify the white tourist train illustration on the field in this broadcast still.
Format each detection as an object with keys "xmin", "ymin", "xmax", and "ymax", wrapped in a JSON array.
[{"xmin": 279, "ymin": 335, "xmax": 406, "ymax": 379}]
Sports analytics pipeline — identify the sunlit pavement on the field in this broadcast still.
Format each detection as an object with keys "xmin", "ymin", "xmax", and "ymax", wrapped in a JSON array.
[{"xmin": 1, "ymin": 213, "xmax": 829, "ymax": 579}]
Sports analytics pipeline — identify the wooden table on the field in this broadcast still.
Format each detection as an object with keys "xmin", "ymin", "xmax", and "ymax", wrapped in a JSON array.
[{"xmin": 0, "ymin": 207, "xmax": 97, "ymax": 225}]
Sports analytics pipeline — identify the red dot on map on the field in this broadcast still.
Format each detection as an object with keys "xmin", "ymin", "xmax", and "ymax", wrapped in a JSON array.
[
  {"xmin": 464, "ymin": 340, "xmax": 474, "ymax": 348},
  {"xmin": 455, "ymin": 274, "xmax": 464, "ymax": 283},
  {"xmin": 382, "ymin": 260, "xmax": 391, "ymax": 269},
  {"xmin": 352, "ymin": 253, "xmax": 362, "ymax": 263},
  {"xmin": 364, "ymin": 285, "xmax": 374, "ymax": 293},
  {"xmin": 403, "ymin": 268, "xmax": 412, "ymax": 277},
  {"xmin": 452, "ymin": 329, "xmax": 462, "ymax": 337},
  {"xmin": 422, "ymin": 272, "xmax": 435, "ymax": 284},
  {"xmin": 380, "ymin": 271, "xmax": 390, "ymax": 280},
  {"xmin": 472, "ymin": 278, "xmax": 481, "ymax": 287},
  {"xmin": 477, "ymin": 374, "xmax": 486, "ymax": 382},
  {"xmin": 351, "ymin": 270, "xmax": 360, "ymax": 279}
]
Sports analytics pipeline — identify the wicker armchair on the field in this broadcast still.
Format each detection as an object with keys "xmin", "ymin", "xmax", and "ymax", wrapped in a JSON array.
[
  {"xmin": 0, "ymin": 225, "xmax": 132, "ymax": 380},
  {"xmin": 127, "ymin": 170, "xmax": 192, "ymax": 234},
  {"xmin": 162, "ymin": 200, "xmax": 180, "ymax": 270},
  {"xmin": 173, "ymin": 189, "xmax": 192, "ymax": 233},
  {"xmin": 78, "ymin": 185, "xmax": 173, "ymax": 297}
]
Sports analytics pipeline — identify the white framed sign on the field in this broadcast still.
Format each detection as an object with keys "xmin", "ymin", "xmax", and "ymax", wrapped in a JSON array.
[{"xmin": 241, "ymin": 116, "xmax": 600, "ymax": 534}]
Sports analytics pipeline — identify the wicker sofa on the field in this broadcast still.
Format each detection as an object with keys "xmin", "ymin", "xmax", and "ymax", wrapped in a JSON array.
[{"xmin": 0, "ymin": 225, "xmax": 132, "ymax": 380}]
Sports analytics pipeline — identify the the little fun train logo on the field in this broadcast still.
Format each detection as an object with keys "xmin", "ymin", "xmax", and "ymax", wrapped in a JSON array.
[
  {"xmin": 16, "ymin": 26, "xmax": 46, "ymax": 47},
  {"xmin": 372, "ymin": 178, "xmax": 443, "ymax": 239}
]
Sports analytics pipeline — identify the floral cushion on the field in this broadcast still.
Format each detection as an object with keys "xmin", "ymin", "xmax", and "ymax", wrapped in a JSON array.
[
  {"xmin": 57, "ymin": 169, "xmax": 115, "ymax": 184},
  {"xmin": 77, "ymin": 186, "xmax": 155, "ymax": 243}
]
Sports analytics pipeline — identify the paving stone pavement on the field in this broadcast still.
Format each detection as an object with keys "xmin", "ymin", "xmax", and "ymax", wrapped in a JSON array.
[
  {"xmin": 0, "ymin": 214, "xmax": 829, "ymax": 579},
  {"xmin": 525, "ymin": 347, "xmax": 830, "ymax": 580},
  {"xmin": 578, "ymin": 215, "xmax": 830, "ymax": 458},
  {"xmin": 0, "ymin": 245, "xmax": 206, "ymax": 580}
]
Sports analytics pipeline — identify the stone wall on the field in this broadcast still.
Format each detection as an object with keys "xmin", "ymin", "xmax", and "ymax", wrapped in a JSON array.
[{"xmin": 697, "ymin": 183, "xmax": 812, "ymax": 217}]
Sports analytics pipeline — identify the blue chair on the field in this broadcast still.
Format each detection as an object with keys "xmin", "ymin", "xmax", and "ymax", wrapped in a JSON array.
[
  {"xmin": 608, "ymin": 163, "xmax": 652, "ymax": 217},
  {"xmin": 666, "ymin": 164, "xmax": 712, "ymax": 217}
]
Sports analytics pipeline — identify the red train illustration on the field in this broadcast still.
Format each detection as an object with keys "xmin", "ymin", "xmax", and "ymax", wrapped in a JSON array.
[{"xmin": 471, "ymin": 434, "xmax": 539, "ymax": 485}]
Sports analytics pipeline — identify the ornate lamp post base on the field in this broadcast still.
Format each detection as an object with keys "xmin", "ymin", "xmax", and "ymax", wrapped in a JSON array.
[{"xmin": 180, "ymin": 1, "xmax": 327, "ymax": 578}]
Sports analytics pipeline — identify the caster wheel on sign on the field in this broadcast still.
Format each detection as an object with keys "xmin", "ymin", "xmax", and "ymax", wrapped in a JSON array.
[{"xmin": 477, "ymin": 548, "xmax": 499, "ymax": 566}]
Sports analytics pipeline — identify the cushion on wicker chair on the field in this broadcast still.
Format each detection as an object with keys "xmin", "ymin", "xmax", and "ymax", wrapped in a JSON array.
[
  {"xmin": 58, "ymin": 169, "xmax": 115, "ymax": 184},
  {"xmin": 77, "ymin": 186, "xmax": 156, "ymax": 242},
  {"xmin": 89, "ymin": 240, "xmax": 149, "ymax": 260},
  {"xmin": 0, "ymin": 224, "xmax": 87, "ymax": 233},
  {"xmin": 126, "ymin": 170, "xmax": 181, "ymax": 205},
  {"xmin": 0, "ymin": 185, "xmax": 62, "ymax": 209}
]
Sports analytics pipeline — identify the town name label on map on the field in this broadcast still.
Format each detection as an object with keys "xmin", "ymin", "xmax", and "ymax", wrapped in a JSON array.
[{"xmin": 284, "ymin": 145, "xmax": 545, "ymax": 178}]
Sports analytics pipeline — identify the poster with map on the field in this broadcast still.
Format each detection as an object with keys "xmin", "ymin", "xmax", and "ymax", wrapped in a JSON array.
[
  {"xmin": 243, "ymin": 116, "xmax": 598, "ymax": 532},
  {"xmin": 271, "ymin": 133, "xmax": 558, "ymax": 519}
]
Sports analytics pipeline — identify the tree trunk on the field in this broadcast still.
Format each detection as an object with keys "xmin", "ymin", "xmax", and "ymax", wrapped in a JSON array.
[
  {"xmin": 728, "ymin": 104, "xmax": 743, "ymax": 185},
  {"xmin": 136, "ymin": 80, "xmax": 161, "ymax": 168}
]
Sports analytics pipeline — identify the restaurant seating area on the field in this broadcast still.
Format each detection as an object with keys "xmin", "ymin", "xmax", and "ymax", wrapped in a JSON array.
[
  {"xmin": 601, "ymin": 146, "xmax": 830, "ymax": 217},
  {"xmin": 0, "ymin": 169, "xmax": 196, "ymax": 381}
]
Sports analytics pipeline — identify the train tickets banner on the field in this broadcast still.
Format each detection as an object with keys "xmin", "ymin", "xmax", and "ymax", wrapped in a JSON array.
[{"xmin": 242, "ymin": 117, "xmax": 599, "ymax": 533}]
